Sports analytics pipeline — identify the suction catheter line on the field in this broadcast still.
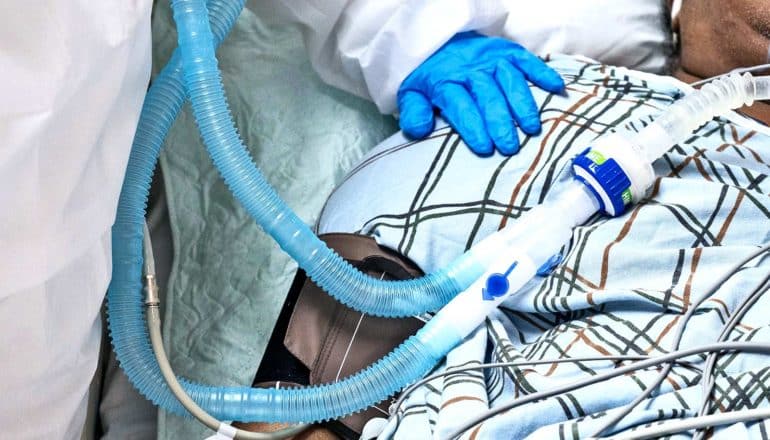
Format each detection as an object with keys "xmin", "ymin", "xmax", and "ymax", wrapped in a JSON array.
[{"xmin": 142, "ymin": 221, "xmax": 308, "ymax": 439}]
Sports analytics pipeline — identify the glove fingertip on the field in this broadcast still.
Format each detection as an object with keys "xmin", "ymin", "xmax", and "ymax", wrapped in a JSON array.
[
  {"xmin": 456, "ymin": 120, "xmax": 493, "ymax": 156},
  {"xmin": 519, "ymin": 118, "xmax": 542, "ymax": 136},
  {"xmin": 496, "ymin": 142, "xmax": 520, "ymax": 156},
  {"xmin": 399, "ymin": 91, "xmax": 435, "ymax": 139},
  {"xmin": 490, "ymin": 126, "xmax": 521, "ymax": 156},
  {"xmin": 401, "ymin": 114, "xmax": 436, "ymax": 139},
  {"xmin": 542, "ymin": 71, "xmax": 566, "ymax": 93},
  {"xmin": 467, "ymin": 136, "xmax": 494, "ymax": 157}
]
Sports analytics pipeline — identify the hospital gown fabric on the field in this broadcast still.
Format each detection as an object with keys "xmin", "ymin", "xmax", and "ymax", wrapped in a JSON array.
[
  {"xmin": 318, "ymin": 56, "xmax": 770, "ymax": 439},
  {"xmin": 150, "ymin": 3, "xmax": 396, "ymax": 439}
]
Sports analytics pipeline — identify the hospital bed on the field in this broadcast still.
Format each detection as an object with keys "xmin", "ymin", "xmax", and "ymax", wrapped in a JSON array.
[{"xmin": 99, "ymin": 1, "xmax": 680, "ymax": 438}]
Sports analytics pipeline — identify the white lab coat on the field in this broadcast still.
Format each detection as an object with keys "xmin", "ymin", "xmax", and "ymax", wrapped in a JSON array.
[
  {"xmin": 0, "ymin": 1, "xmax": 152, "ymax": 438},
  {"xmin": 252, "ymin": 0, "xmax": 511, "ymax": 114},
  {"xmin": 0, "ymin": 0, "xmax": 668, "ymax": 437},
  {"xmin": 252, "ymin": 0, "xmax": 670, "ymax": 114}
]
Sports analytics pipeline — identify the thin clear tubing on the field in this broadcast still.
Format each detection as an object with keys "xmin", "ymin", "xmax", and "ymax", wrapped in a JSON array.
[
  {"xmin": 635, "ymin": 73, "xmax": 770, "ymax": 162},
  {"xmin": 107, "ymin": 0, "xmax": 468, "ymax": 422}
]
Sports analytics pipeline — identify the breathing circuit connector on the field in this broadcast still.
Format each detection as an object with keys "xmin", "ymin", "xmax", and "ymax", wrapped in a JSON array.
[
  {"xmin": 142, "ymin": 221, "xmax": 160, "ymax": 307},
  {"xmin": 571, "ymin": 133, "xmax": 654, "ymax": 217},
  {"xmin": 572, "ymin": 73, "xmax": 770, "ymax": 218},
  {"xmin": 144, "ymin": 275, "xmax": 160, "ymax": 307}
]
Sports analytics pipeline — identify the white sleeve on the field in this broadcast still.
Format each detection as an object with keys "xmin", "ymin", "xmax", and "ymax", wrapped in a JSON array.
[{"xmin": 250, "ymin": 0, "xmax": 509, "ymax": 114}]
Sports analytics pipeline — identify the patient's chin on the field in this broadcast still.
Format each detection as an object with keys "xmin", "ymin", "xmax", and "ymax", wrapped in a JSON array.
[{"xmin": 678, "ymin": 0, "xmax": 770, "ymax": 79}]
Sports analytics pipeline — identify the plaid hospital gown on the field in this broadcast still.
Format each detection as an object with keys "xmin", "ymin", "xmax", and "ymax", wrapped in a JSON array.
[{"xmin": 317, "ymin": 55, "xmax": 770, "ymax": 439}]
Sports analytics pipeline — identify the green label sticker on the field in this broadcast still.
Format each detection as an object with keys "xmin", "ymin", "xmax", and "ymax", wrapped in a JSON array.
[
  {"xmin": 587, "ymin": 149, "xmax": 607, "ymax": 165},
  {"xmin": 621, "ymin": 188, "xmax": 633, "ymax": 205}
]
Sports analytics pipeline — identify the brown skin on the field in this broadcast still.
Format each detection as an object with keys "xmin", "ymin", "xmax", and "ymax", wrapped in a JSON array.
[{"xmin": 673, "ymin": 0, "xmax": 770, "ymax": 124}]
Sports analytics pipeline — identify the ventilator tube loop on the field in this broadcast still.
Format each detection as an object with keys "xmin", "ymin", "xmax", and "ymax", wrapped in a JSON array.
[
  {"xmin": 107, "ymin": 0, "xmax": 476, "ymax": 423},
  {"xmin": 107, "ymin": 0, "xmax": 770, "ymax": 425}
]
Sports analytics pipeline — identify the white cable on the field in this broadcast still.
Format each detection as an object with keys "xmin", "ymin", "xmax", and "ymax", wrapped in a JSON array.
[
  {"xmin": 335, "ymin": 312, "xmax": 365, "ymax": 382},
  {"xmin": 147, "ymin": 294, "xmax": 309, "ymax": 440},
  {"xmin": 691, "ymin": 276, "xmax": 770, "ymax": 440},
  {"xmin": 589, "ymin": 245, "xmax": 770, "ymax": 438},
  {"xmin": 601, "ymin": 407, "xmax": 770, "ymax": 440},
  {"xmin": 670, "ymin": 0, "xmax": 682, "ymax": 23},
  {"xmin": 388, "ymin": 356, "xmax": 701, "ymax": 436},
  {"xmin": 205, "ymin": 423, "xmax": 238, "ymax": 440},
  {"xmin": 142, "ymin": 222, "xmax": 308, "ymax": 440},
  {"xmin": 444, "ymin": 341, "xmax": 770, "ymax": 439},
  {"xmin": 392, "ymin": 355, "xmax": 662, "ymax": 417},
  {"xmin": 335, "ymin": 272, "xmax": 385, "ymax": 382}
]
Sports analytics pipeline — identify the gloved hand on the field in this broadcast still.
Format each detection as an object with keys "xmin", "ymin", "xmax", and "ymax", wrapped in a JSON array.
[{"xmin": 398, "ymin": 31, "xmax": 565, "ymax": 156}]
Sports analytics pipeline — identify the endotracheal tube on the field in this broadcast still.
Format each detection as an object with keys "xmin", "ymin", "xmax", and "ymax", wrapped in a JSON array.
[{"xmin": 106, "ymin": 0, "xmax": 770, "ymax": 429}]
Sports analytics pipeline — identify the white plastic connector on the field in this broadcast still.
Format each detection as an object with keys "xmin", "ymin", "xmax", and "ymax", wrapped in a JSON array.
[
  {"xmin": 588, "ymin": 133, "xmax": 656, "ymax": 203},
  {"xmin": 755, "ymin": 76, "xmax": 770, "ymax": 100},
  {"xmin": 467, "ymin": 181, "xmax": 597, "ymax": 269},
  {"xmin": 436, "ymin": 251, "xmax": 537, "ymax": 338}
]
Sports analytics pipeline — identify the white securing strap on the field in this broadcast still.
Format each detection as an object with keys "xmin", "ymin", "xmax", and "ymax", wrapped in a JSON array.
[{"xmin": 204, "ymin": 423, "xmax": 237, "ymax": 440}]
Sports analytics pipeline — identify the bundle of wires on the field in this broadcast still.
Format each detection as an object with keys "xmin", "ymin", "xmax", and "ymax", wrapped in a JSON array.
[{"xmin": 389, "ymin": 242, "xmax": 770, "ymax": 440}]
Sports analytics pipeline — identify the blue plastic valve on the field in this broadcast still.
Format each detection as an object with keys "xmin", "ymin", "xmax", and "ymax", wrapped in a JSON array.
[
  {"xmin": 483, "ymin": 274, "xmax": 509, "ymax": 300},
  {"xmin": 536, "ymin": 253, "xmax": 563, "ymax": 276},
  {"xmin": 482, "ymin": 261, "xmax": 518, "ymax": 301},
  {"xmin": 572, "ymin": 147, "xmax": 632, "ymax": 217}
]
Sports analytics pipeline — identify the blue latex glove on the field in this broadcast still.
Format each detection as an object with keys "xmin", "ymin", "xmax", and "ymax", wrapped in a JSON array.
[{"xmin": 398, "ymin": 32, "xmax": 565, "ymax": 156}]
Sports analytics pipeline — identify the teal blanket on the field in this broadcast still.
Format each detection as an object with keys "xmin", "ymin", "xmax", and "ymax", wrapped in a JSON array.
[{"xmin": 150, "ymin": 3, "xmax": 397, "ymax": 438}]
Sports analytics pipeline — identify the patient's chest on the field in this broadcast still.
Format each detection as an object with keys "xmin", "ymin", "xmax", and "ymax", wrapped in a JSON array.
[{"xmin": 318, "ymin": 57, "xmax": 770, "ymax": 314}]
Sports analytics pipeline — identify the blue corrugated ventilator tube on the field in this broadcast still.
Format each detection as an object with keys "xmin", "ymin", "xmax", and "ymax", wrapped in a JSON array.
[
  {"xmin": 107, "ymin": 0, "xmax": 481, "ymax": 422},
  {"xmin": 109, "ymin": 0, "xmax": 770, "ymax": 426}
]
